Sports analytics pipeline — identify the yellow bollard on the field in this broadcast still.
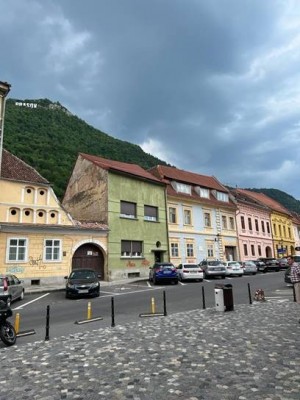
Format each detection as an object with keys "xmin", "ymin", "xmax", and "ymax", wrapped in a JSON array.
[
  {"xmin": 14, "ymin": 313, "xmax": 20, "ymax": 334},
  {"xmin": 87, "ymin": 302, "xmax": 92, "ymax": 320},
  {"xmin": 151, "ymin": 297, "xmax": 156, "ymax": 314}
]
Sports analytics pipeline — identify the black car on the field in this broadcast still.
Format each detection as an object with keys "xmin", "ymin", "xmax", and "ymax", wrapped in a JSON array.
[
  {"xmin": 277, "ymin": 257, "xmax": 288, "ymax": 269},
  {"xmin": 257, "ymin": 258, "xmax": 280, "ymax": 272},
  {"xmin": 65, "ymin": 269, "xmax": 101, "ymax": 299}
]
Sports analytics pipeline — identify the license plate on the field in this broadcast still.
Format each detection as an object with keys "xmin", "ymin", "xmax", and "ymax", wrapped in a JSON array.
[
  {"xmin": 78, "ymin": 289, "xmax": 89, "ymax": 294},
  {"xmin": 163, "ymin": 270, "xmax": 171, "ymax": 274}
]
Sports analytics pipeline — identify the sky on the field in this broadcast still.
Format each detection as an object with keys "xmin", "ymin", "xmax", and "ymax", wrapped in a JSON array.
[{"xmin": 1, "ymin": 0, "xmax": 300, "ymax": 199}]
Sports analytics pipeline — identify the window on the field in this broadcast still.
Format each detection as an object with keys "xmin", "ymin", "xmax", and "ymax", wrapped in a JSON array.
[
  {"xmin": 169, "ymin": 207, "xmax": 177, "ymax": 224},
  {"xmin": 184, "ymin": 209, "xmax": 192, "ymax": 225},
  {"xmin": 251, "ymin": 244, "xmax": 255, "ymax": 256},
  {"xmin": 243, "ymin": 243, "xmax": 248, "ymax": 256},
  {"xmin": 266, "ymin": 222, "xmax": 270, "ymax": 234},
  {"xmin": 229, "ymin": 217, "xmax": 235, "ymax": 230},
  {"xmin": 248, "ymin": 217, "xmax": 252, "ymax": 231},
  {"xmin": 279, "ymin": 225, "xmax": 282, "ymax": 237},
  {"xmin": 144, "ymin": 205, "xmax": 158, "ymax": 222},
  {"xmin": 273, "ymin": 223, "xmax": 277, "ymax": 236},
  {"xmin": 222, "ymin": 216, "xmax": 227, "ymax": 229},
  {"xmin": 255, "ymin": 219, "xmax": 259, "ymax": 232},
  {"xmin": 44, "ymin": 239, "xmax": 61, "ymax": 261},
  {"xmin": 195, "ymin": 186, "xmax": 209, "ymax": 198},
  {"xmin": 241, "ymin": 216, "xmax": 245, "ymax": 230},
  {"xmin": 288, "ymin": 227, "xmax": 291, "ymax": 239},
  {"xmin": 121, "ymin": 240, "xmax": 143, "ymax": 257},
  {"xmin": 261, "ymin": 221, "xmax": 265, "ymax": 233},
  {"xmin": 120, "ymin": 201, "xmax": 137, "ymax": 219},
  {"xmin": 171, "ymin": 181, "xmax": 191, "ymax": 195},
  {"xmin": 186, "ymin": 243, "xmax": 194, "ymax": 257},
  {"xmin": 7, "ymin": 238, "xmax": 27, "ymax": 262},
  {"xmin": 258, "ymin": 245, "xmax": 262, "ymax": 256},
  {"xmin": 171, "ymin": 243, "xmax": 179, "ymax": 257},
  {"xmin": 207, "ymin": 244, "xmax": 214, "ymax": 257},
  {"xmin": 204, "ymin": 212, "xmax": 211, "ymax": 227},
  {"xmin": 283, "ymin": 225, "xmax": 286, "ymax": 238},
  {"xmin": 216, "ymin": 191, "xmax": 229, "ymax": 202}
]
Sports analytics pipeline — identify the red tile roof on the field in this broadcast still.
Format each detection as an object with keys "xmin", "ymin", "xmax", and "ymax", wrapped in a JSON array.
[
  {"xmin": 1, "ymin": 149, "xmax": 49, "ymax": 185},
  {"xmin": 80, "ymin": 153, "xmax": 163, "ymax": 184},
  {"xmin": 235, "ymin": 189, "xmax": 291, "ymax": 216}
]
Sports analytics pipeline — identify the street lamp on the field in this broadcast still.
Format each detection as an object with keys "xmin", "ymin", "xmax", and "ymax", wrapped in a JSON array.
[{"xmin": 0, "ymin": 81, "xmax": 11, "ymax": 177}]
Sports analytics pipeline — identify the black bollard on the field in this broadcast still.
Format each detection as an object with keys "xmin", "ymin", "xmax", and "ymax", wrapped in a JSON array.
[
  {"xmin": 248, "ymin": 283, "xmax": 252, "ymax": 305},
  {"xmin": 293, "ymin": 284, "xmax": 296, "ymax": 302},
  {"xmin": 111, "ymin": 297, "xmax": 115, "ymax": 327},
  {"xmin": 163, "ymin": 291, "xmax": 167, "ymax": 316},
  {"xmin": 202, "ymin": 286, "xmax": 206, "ymax": 309},
  {"xmin": 45, "ymin": 305, "xmax": 50, "ymax": 341}
]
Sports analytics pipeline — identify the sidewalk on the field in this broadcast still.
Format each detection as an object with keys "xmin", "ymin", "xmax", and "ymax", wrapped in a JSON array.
[{"xmin": 0, "ymin": 300, "xmax": 299, "ymax": 399}]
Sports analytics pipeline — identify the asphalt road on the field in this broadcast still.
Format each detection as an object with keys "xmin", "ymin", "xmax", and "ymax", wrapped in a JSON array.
[{"xmin": 9, "ymin": 270, "xmax": 293, "ymax": 346}]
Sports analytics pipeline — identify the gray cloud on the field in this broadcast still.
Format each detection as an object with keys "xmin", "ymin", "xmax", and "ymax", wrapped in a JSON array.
[{"xmin": 1, "ymin": 0, "xmax": 300, "ymax": 198}]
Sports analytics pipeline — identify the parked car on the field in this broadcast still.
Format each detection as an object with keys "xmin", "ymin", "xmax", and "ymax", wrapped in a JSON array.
[
  {"xmin": 257, "ymin": 258, "xmax": 280, "ymax": 272},
  {"xmin": 222, "ymin": 261, "xmax": 244, "ymax": 277},
  {"xmin": 240, "ymin": 261, "xmax": 257, "ymax": 275},
  {"xmin": 277, "ymin": 257, "xmax": 288, "ymax": 269},
  {"xmin": 0, "ymin": 274, "xmax": 25, "ymax": 307},
  {"xmin": 65, "ymin": 269, "xmax": 101, "ymax": 299},
  {"xmin": 199, "ymin": 260, "xmax": 226, "ymax": 279},
  {"xmin": 249, "ymin": 260, "xmax": 266, "ymax": 272},
  {"xmin": 149, "ymin": 262, "xmax": 178, "ymax": 285},
  {"xmin": 284, "ymin": 266, "xmax": 292, "ymax": 285},
  {"xmin": 177, "ymin": 263, "xmax": 204, "ymax": 281}
]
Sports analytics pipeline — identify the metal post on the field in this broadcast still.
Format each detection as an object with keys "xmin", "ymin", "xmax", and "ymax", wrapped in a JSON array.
[
  {"xmin": 202, "ymin": 286, "xmax": 206, "ymax": 309},
  {"xmin": 151, "ymin": 297, "xmax": 155, "ymax": 314},
  {"xmin": 163, "ymin": 290, "xmax": 167, "ymax": 316},
  {"xmin": 87, "ymin": 301, "xmax": 92, "ymax": 320},
  {"xmin": 248, "ymin": 283, "xmax": 252, "ymax": 305},
  {"xmin": 14, "ymin": 313, "xmax": 20, "ymax": 334},
  {"xmin": 111, "ymin": 297, "xmax": 115, "ymax": 327},
  {"xmin": 45, "ymin": 305, "xmax": 50, "ymax": 341},
  {"xmin": 293, "ymin": 284, "xmax": 296, "ymax": 302}
]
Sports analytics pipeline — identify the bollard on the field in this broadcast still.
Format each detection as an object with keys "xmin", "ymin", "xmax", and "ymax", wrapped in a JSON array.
[
  {"xmin": 202, "ymin": 286, "xmax": 206, "ymax": 309},
  {"xmin": 14, "ymin": 313, "xmax": 20, "ymax": 334},
  {"xmin": 111, "ymin": 297, "xmax": 115, "ymax": 327},
  {"xmin": 293, "ymin": 284, "xmax": 296, "ymax": 302},
  {"xmin": 151, "ymin": 297, "xmax": 156, "ymax": 314},
  {"xmin": 87, "ymin": 302, "xmax": 92, "ymax": 320},
  {"xmin": 45, "ymin": 305, "xmax": 50, "ymax": 341},
  {"xmin": 163, "ymin": 291, "xmax": 167, "ymax": 316},
  {"xmin": 248, "ymin": 283, "xmax": 252, "ymax": 305}
]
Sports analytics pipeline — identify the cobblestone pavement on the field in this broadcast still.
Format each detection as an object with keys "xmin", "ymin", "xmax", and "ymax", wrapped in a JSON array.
[{"xmin": 0, "ymin": 301, "xmax": 299, "ymax": 400}]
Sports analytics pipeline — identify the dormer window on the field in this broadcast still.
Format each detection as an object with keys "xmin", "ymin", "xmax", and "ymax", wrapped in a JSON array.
[
  {"xmin": 171, "ymin": 181, "xmax": 191, "ymax": 195},
  {"xmin": 216, "ymin": 191, "xmax": 229, "ymax": 202},
  {"xmin": 195, "ymin": 186, "xmax": 209, "ymax": 198}
]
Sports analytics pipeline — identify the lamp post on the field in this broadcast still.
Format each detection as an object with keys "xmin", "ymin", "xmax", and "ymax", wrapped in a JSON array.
[{"xmin": 0, "ymin": 81, "xmax": 11, "ymax": 177}]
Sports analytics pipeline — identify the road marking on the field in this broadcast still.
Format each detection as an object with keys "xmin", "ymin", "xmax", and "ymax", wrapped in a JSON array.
[
  {"xmin": 13, "ymin": 293, "xmax": 50, "ymax": 310},
  {"xmin": 179, "ymin": 281, "xmax": 186, "ymax": 286},
  {"xmin": 147, "ymin": 281, "xmax": 151, "ymax": 287},
  {"xmin": 100, "ymin": 287, "xmax": 164, "ymax": 298}
]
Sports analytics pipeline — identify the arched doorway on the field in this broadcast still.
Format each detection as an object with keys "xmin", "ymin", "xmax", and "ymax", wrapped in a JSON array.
[
  {"xmin": 265, "ymin": 246, "xmax": 272, "ymax": 258},
  {"xmin": 72, "ymin": 243, "xmax": 105, "ymax": 280}
]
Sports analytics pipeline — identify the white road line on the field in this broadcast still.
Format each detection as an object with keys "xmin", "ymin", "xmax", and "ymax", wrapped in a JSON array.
[
  {"xmin": 178, "ymin": 281, "xmax": 186, "ymax": 286},
  {"xmin": 100, "ymin": 287, "xmax": 164, "ymax": 298},
  {"xmin": 13, "ymin": 292, "xmax": 50, "ymax": 310}
]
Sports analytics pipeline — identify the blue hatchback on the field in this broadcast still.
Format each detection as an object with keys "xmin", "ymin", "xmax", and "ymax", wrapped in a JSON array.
[{"xmin": 149, "ymin": 262, "xmax": 178, "ymax": 285}]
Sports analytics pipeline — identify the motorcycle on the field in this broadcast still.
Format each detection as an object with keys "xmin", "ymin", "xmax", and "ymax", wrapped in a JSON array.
[{"xmin": 0, "ymin": 300, "xmax": 16, "ymax": 346}]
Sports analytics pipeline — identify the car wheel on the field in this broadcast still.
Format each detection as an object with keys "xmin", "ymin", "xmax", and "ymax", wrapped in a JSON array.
[
  {"xmin": 252, "ymin": 272, "xmax": 256, "ymax": 275},
  {"xmin": 153, "ymin": 275, "xmax": 157, "ymax": 285},
  {"xmin": 65, "ymin": 292, "xmax": 70, "ymax": 299},
  {"xmin": 6, "ymin": 296, "xmax": 12, "ymax": 308},
  {"xmin": 19, "ymin": 290, "xmax": 24, "ymax": 301},
  {"xmin": 221, "ymin": 275, "xmax": 226, "ymax": 279}
]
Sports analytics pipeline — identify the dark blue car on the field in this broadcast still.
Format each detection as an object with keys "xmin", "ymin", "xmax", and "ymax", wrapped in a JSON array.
[{"xmin": 149, "ymin": 262, "xmax": 178, "ymax": 285}]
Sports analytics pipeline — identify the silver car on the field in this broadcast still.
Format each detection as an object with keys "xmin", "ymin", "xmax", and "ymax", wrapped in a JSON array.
[
  {"xmin": 199, "ymin": 260, "xmax": 226, "ymax": 279},
  {"xmin": 177, "ymin": 263, "xmax": 204, "ymax": 281},
  {"xmin": 223, "ymin": 261, "xmax": 244, "ymax": 277},
  {"xmin": 0, "ymin": 274, "xmax": 25, "ymax": 306},
  {"xmin": 240, "ymin": 261, "xmax": 257, "ymax": 275}
]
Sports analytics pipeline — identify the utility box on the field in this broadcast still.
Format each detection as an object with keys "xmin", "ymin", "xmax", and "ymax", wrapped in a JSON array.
[{"xmin": 214, "ymin": 284, "xmax": 234, "ymax": 312}]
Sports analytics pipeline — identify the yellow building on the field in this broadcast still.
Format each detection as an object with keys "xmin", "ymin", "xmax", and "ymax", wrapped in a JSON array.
[{"xmin": 0, "ymin": 149, "xmax": 108, "ymax": 288}]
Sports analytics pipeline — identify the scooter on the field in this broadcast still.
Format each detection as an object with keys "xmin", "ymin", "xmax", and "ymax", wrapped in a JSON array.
[{"xmin": 0, "ymin": 300, "xmax": 16, "ymax": 346}]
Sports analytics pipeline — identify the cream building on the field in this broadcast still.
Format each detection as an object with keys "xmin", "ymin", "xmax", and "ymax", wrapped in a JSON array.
[{"xmin": 0, "ymin": 149, "xmax": 108, "ymax": 287}]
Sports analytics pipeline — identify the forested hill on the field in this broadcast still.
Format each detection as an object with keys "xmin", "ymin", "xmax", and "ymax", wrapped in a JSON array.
[
  {"xmin": 3, "ymin": 98, "xmax": 168, "ymax": 199},
  {"xmin": 3, "ymin": 99, "xmax": 300, "ymax": 214}
]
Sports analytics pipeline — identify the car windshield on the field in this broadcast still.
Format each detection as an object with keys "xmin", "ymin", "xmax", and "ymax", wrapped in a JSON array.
[
  {"xmin": 208, "ymin": 261, "xmax": 221, "ymax": 266},
  {"xmin": 228, "ymin": 262, "xmax": 240, "ymax": 266},
  {"xmin": 183, "ymin": 264, "xmax": 198, "ymax": 268},
  {"xmin": 70, "ymin": 270, "xmax": 96, "ymax": 279}
]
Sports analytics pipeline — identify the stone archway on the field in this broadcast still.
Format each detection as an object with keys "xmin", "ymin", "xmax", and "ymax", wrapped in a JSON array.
[{"xmin": 72, "ymin": 243, "xmax": 105, "ymax": 280}]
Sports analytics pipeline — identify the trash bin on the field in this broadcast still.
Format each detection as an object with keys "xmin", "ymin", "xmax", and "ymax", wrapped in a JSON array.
[{"xmin": 214, "ymin": 284, "xmax": 234, "ymax": 312}]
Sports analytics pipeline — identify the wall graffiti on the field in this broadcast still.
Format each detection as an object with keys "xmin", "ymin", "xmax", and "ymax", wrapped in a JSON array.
[
  {"xmin": 6, "ymin": 266, "xmax": 25, "ymax": 274},
  {"xmin": 29, "ymin": 255, "xmax": 47, "ymax": 270}
]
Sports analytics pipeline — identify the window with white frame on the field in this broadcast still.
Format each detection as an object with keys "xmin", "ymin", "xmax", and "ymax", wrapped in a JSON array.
[
  {"xmin": 207, "ymin": 243, "xmax": 214, "ymax": 257},
  {"xmin": 184, "ymin": 209, "xmax": 192, "ymax": 225},
  {"xmin": 171, "ymin": 181, "xmax": 191, "ymax": 195},
  {"xmin": 222, "ymin": 215, "xmax": 227, "ymax": 229},
  {"xmin": 44, "ymin": 239, "xmax": 61, "ymax": 261},
  {"xmin": 144, "ymin": 205, "xmax": 158, "ymax": 222},
  {"xmin": 120, "ymin": 201, "xmax": 137, "ymax": 219},
  {"xmin": 186, "ymin": 243, "xmax": 194, "ymax": 257},
  {"xmin": 7, "ymin": 238, "xmax": 27, "ymax": 262},
  {"xmin": 241, "ymin": 216, "xmax": 245, "ymax": 229},
  {"xmin": 121, "ymin": 240, "xmax": 143, "ymax": 257},
  {"xmin": 258, "ymin": 245, "xmax": 262, "ymax": 256},
  {"xmin": 204, "ymin": 212, "xmax": 211, "ymax": 227},
  {"xmin": 216, "ymin": 191, "xmax": 229, "ymax": 202},
  {"xmin": 171, "ymin": 242, "xmax": 179, "ymax": 257},
  {"xmin": 169, "ymin": 207, "xmax": 177, "ymax": 224},
  {"xmin": 229, "ymin": 217, "xmax": 235, "ymax": 230},
  {"xmin": 195, "ymin": 186, "xmax": 210, "ymax": 198},
  {"xmin": 251, "ymin": 244, "xmax": 255, "ymax": 256},
  {"xmin": 243, "ymin": 243, "xmax": 248, "ymax": 256}
]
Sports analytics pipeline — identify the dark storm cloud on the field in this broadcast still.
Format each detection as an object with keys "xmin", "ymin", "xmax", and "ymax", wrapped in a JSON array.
[{"xmin": 1, "ymin": 0, "xmax": 300, "ymax": 197}]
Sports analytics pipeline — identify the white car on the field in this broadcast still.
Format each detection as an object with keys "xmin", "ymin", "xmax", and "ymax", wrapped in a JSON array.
[
  {"xmin": 222, "ymin": 261, "xmax": 244, "ymax": 277},
  {"xmin": 176, "ymin": 263, "xmax": 204, "ymax": 281}
]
